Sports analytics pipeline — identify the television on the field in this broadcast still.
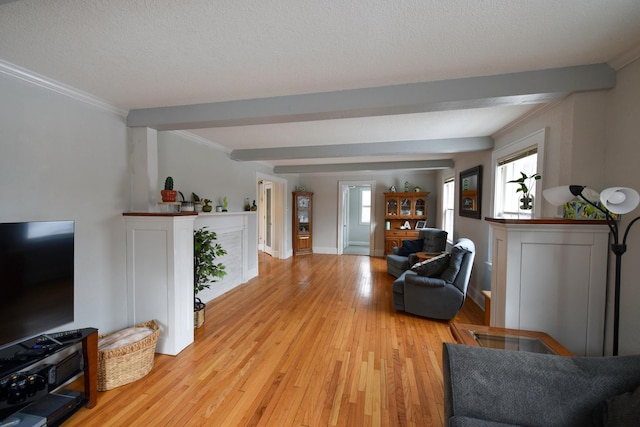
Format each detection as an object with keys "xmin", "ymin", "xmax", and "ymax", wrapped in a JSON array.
[{"xmin": 0, "ymin": 221, "xmax": 74, "ymax": 350}]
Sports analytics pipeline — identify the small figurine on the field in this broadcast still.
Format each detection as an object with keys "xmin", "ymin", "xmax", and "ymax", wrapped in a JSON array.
[
  {"xmin": 390, "ymin": 185, "xmax": 396, "ymax": 192},
  {"xmin": 404, "ymin": 181, "xmax": 410, "ymax": 192}
]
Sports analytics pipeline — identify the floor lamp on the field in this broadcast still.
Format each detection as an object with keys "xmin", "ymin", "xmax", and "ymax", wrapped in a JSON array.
[{"xmin": 543, "ymin": 185, "xmax": 640, "ymax": 356}]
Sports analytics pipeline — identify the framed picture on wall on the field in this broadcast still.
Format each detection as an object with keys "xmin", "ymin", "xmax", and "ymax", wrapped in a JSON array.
[{"xmin": 459, "ymin": 165, "xmax": 482, "ymax": 219}]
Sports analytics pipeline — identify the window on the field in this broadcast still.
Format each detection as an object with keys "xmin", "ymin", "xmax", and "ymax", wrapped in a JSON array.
[
  {"xmin": 443, "ymin": 178, "xmax": 454, "ymax": 241},
  {"xmin": 360, "ymin": 188, "xmax": 371, "ymax": 224},
  {"xmin": 495, "ymin": 148, "xmax": 538, "ymax": 218}
]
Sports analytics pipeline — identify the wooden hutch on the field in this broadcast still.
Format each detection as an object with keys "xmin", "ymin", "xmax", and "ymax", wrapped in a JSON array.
[
  {"xmin": 292, "ymin": 191, "xmax": 313, "ymax": 255},
  {"xmin": 384, "ymin": 191, "xmax": 428, "ymax": 254}
]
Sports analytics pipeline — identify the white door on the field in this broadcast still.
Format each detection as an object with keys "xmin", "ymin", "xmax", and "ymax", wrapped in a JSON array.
[{"xmin": 263, "ymin": 182, "xmax": 274, "ymax": 256}]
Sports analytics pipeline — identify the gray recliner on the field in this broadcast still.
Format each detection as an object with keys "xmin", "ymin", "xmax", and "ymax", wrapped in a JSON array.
[
  {"xmin": 386, "ymin": 228, "xmax": 448, "ymax": 277},
  {"xmin": 392, "ymin": 238, "xmax": 474, "ymax": 320}
]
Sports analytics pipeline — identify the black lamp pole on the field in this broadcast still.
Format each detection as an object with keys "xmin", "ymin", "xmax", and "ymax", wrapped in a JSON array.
[{"xmin": 570, "ymin": 185, "xmax": 640, "ymax": 356}]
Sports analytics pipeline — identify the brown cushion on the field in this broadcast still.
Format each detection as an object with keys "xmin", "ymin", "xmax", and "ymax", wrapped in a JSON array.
[{"xmin": 411, "ymin": 253, "xmax": 450, "ymax": 277}]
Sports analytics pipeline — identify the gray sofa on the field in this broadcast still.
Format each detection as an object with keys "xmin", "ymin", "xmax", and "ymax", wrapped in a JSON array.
[
  {"xmin": 393, "ymin": 238, "xmax": 474, "ymax": 320},
  {"xmin": 386, "ymin": 228, "xmax": 447, "ymax": 277},
  {"xmin": 443, "ymin": 342, "xmax": 640, "ymax": 427}
]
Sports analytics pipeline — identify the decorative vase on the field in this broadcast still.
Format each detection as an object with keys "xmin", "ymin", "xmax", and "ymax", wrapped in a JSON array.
[
  {"xmin": 518, "ymin": 195, "xmax": 534, "ymax": 218},
  {"xmin": 161, "ymin": 189, "xmax": 177, "ymax": 202}
]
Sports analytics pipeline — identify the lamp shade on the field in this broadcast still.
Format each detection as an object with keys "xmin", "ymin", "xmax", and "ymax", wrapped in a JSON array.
[
  {"xmin": 543, "ymin": 186, "xmax": 581, "ymax": 206},
  {"xmin": 600, "ymin": 187, "xmax": 640, "ymax": 214},
  {"xmin": 543, "ymin": 185, "xmax": 601, "ymax": 206}
]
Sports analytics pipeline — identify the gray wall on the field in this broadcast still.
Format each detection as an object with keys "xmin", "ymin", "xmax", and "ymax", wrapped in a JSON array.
[
  {"xmin": 0, "ymin": 72, "xmax": 129, "ymax": 335},
  {"xmin": 298, "ymin": 171, "xmax": 439, "ymax": 255}
]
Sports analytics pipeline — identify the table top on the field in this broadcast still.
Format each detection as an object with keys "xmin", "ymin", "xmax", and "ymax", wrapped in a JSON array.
[{"xmin": 450, "ymin": 323, "xmax": 573, "ymax": 356}]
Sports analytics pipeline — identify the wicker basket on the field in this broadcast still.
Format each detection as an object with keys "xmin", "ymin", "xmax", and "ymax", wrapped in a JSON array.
[
  {"xmin": 194, "ymin": 298, "xmax": 206, "ymax": 328},
  {"xmin": 97, "ymin": 319, "xmax": 159, "ymax": 391}
]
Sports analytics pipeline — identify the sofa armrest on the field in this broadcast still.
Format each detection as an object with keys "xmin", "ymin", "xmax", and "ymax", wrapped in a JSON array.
[
  {"xmin": 443, "ymin": 343, "xmax": 640, "ymax": 426},
  {"xmin": 405, "ymin": 274, "xmax": 446, "ymax": 288}
]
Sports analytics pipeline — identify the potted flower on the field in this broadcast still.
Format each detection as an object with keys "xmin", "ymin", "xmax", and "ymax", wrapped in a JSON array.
[
  {"xmin": 193, "ymin": 227, "xmax": 227, "ymax": 328},
  {"xmin": 161, "ymin": 177, "xmax": 178, "ymax": 202},
  {"xmin": 508, "ymin": 172, "xmax": 541, "ymax": 210}
]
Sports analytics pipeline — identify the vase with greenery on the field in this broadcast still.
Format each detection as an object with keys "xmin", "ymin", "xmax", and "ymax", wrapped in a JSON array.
[
  {"xmin": 508, "ymin": 172, "xmax": 541, "ymax": 211},
  {"xmin": 193, "ymin": 227, "xmax": 227, "ymax": 328},
  {"xmin": 202, "ymin": 198, "xmax": 213, "ymax": 212}
]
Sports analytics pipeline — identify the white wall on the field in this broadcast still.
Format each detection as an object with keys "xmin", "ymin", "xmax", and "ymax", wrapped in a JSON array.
[
  {"xmin": 0, "ymin": 72, "xmax": 130, "ymax": 335},
  {"xmin": 604, "ymin": 58, "xmax": 640, "ymax": 355}
]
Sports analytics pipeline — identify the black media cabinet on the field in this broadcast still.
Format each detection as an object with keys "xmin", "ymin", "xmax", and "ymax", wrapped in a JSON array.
[{"xmin": 0, "ymin": 328, "xmax": 98, "ymax": 424}]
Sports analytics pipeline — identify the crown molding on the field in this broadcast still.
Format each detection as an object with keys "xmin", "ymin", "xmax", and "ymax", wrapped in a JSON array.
[
  {"xmin": 0, "ymin": 59, "xmax": 127, "ymax": 117},
  {"xmin": 608, "ymin": 44, "xmax": 640, "ymax": 71},
  {"xmin": 171, "ymin": 130, "xmax": 230, "ymax": 153}
]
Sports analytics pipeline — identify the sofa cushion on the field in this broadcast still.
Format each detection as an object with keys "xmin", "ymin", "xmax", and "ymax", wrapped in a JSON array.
[
  {"xmin": 397, "ymin": 239, "xmax": 423, "ymax": 256},
  {"xmin": 411, "ymin": 252, "xmax": 450, "ymax": 277},
  {"xmin": 593, "ymin": 384, "xmax": 640, "ymax": 426},
  {"xmin": 440, "ymin": 246, "xmax": 469, "ymax": 283}
]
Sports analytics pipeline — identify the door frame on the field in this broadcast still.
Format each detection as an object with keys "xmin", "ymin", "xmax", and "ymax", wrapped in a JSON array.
[
  {"xmin": 337, "ymin": 180, "xmax": 376, "ymax": 255},
  {"xmin": 257, "ymin": 172, "xmax": 288, "ymax": 259}
]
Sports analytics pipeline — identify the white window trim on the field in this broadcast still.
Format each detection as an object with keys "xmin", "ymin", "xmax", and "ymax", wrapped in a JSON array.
[
  {"xmin": 490, "ymin": 128, "xmax": 546, "ymax": 219},
  {"xmin": 442, "ymin": 177, "xmax": 455, "ymax": 244}
]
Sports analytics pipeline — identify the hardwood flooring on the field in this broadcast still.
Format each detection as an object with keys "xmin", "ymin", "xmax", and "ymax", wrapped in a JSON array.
[{"xmin": 64, "ymin": 253, "xmax": 483, "ymax": 427}]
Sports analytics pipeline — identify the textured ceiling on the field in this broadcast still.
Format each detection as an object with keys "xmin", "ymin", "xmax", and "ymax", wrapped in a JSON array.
[{"xmin": 1, "ymin": 0, "xmax": 640, "ymax": 171}]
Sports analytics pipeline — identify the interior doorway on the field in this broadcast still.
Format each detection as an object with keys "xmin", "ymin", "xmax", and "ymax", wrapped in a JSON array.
[
  {"xmin": 257, "ymin": 173, "xmax": 288, "ymax": 259},
  {"xmin": 338, "ymin": 180, "xmax": 375, "ymax": 256}
]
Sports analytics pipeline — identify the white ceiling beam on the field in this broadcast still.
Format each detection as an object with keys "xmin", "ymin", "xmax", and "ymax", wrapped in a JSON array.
[
  {"xmin": 126, "ymin": 64, "xmax": 615, "ymax": 131},
  {"xmin": 273, "ymin": 160, "xmax": 454, "ymax": 174},
  {"xmin": 230, "ymin": 137, "xmax": 492, "ymax": 161}
]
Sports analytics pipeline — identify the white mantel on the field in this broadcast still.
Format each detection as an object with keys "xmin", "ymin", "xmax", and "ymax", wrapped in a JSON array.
[
  {"xmin": 123, "ymin": 211, "xmax": 258, "ymax": 356},
  {"xmin": 194, "ymin": 212, "xmax": 258, "ymax": 303},
  {"xmin": 487, "ymin": 217, "xmax": 610, "ymax": 356}
]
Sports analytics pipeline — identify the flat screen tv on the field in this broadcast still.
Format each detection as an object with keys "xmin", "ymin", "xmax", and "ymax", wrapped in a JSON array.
[{"xmin": 0, "ymin": 221, "xmax": 74, "ymax": 349}]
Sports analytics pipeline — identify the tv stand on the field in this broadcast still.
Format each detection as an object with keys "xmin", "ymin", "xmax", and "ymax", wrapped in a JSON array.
[{"xmin": 0, "ymin": 328, "xmax": 97, "ymax": 423}]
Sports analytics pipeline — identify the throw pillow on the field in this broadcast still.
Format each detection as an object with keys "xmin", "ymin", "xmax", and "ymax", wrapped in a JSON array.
[
  {"xmin": 592, "ymin": 384, "xmax": 640, "ymax": 426},
  {"xmin": 397, "ymin": 239, "xmax": 423, "ymax": 256},
  {"xmin": 439, "ymin": 246, "xmax": 469, "ymax": 283},
  {"xmin": 411, "ymin": 253, "xmax": 450, "ymax": 277}
]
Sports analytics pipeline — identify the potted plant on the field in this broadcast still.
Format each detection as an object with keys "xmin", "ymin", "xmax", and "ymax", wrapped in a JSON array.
[
  {"xmin": 508, "ymin": 172, "xmax": 541, "ymax": 210},
  {"xmin": 161, "ymin": 177, "xmax": 178, "ymax": 202},
  {"xmin": 202, "ymin": 199, "xmax": 213, "ymax": 212},
  {"xmin": 193, "ymin": 227, "xmax": 227, "ymax": 328}
]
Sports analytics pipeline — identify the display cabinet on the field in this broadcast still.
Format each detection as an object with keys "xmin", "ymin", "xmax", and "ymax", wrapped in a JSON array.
[
  {"xmin": 384, "ymin": 192, "xmax": 428, "ymax": 254},
  {"xmin": 293, "ymin": 192, "xmax": 313, "ymax": 255}
]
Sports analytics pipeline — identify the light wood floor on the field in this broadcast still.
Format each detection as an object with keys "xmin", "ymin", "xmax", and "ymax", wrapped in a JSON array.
[{"xmin": 65, "ymin": 253, "xmax": 483, "ymax": 427}]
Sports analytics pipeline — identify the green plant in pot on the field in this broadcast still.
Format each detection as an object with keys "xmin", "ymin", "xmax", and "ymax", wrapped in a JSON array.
[
  {"xmin": 161, "ymin": 176, "xmax": 178, "ymax": 202},
  {"xmin": 202, "ymin": 199, "xmax": 213, "ymax": 212},
  {"xmin": 193, "ymin": 227, "xmax": 227, "ymax": 328},
  {"xmin": 508, "ymin": 172, "xmax": 541, "ymax": 210}
]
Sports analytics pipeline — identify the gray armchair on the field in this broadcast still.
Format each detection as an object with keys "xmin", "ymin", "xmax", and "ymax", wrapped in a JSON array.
[
  {"xmin": 392, "ymin": 238, "xmax": 474, "ymax": 319},
  {"xmin": 443, "ymin": 342, "xmax": 640, "ymax": 426},
  {"xmin": 386, "ymin": 228, "xmax": 447, "ymax": 277}
]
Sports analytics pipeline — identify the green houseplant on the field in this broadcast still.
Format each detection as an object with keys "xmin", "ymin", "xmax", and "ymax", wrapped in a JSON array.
[
  {"xmin": 508, "ymin": 172, "xmax": 541, "ymax": 210},
  {"xmin": 193, "ymin": 227, "xmax": 227, "ymax": 328}
]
